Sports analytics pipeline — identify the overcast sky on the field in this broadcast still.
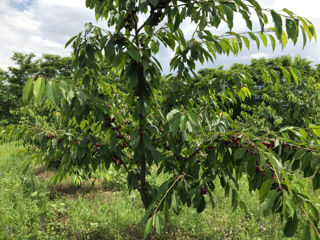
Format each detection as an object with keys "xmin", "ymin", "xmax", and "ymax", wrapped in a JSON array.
[{"xmin": 1, "ymin": 0, "xmax": 320, "ymax": 73}]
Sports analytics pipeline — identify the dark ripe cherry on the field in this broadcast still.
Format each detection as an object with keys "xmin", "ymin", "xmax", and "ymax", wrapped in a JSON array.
[
  {"xmin": 92, "ymin": 149, "xmax": 98, "ymax": 155},
  {"xmin": 200, "ymin": 186, "xmax": 208, "ymax": 195},
  {"xmin": 117, "ymin": 134, "xmax": 124, "ymax": 139},
  {"xmin": 69, "ymin": 139, "xmax": 73, "ymax": 143},
  {"xmin": 95, "ymin": 143, "xmax": 102, "ymax": 147},
  {"xmin": 113, "ymin": 125, "xmax": 122, "ymax": 131},
  {"xmin": 122, "ymin": 141, "xmax": 128, "ymax": 148},
  {"xmin": 164, "ymin": 146, "xmax": 171, "ymax": 151},
  {"xmin": 58, "ymin": 138, "xmax": 63, "ymax": 143}
]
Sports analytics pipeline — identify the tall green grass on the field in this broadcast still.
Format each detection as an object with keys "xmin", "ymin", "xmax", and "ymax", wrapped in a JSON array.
[{"xmin": 0, "ymin": 143, "xmax": 314, "ymax": 239}]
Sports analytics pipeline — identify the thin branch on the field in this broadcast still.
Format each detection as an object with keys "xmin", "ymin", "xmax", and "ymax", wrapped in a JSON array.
[{"xmin": 296, "ymin": 200, "xmax": 320, "ymax": 238}]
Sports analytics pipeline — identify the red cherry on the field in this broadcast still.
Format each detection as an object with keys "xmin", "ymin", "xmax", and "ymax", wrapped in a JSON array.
[
  {"xmin": 95, "ymin": 143, "xmax": 102, "ymax": 147},
  {"xmin": 121, "ymin": 141, "xmax": 128, "ymax": 149}
]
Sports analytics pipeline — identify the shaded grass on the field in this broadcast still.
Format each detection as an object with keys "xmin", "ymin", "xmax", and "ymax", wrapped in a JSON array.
[{"xmin": 0, "ymin": 143, "xmax": 318, "ymax": 239}]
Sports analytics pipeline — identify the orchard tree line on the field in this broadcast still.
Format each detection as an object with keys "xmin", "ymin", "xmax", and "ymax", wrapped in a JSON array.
[
  {"xmin": 1, "ymin": 0, "xmax": 320, "ymax": 238},
  {"xmin": 0, "ymin": 53, "xmax": 72, "ymax": 124},
  {"xmin": 2, "ymin": 53, "xmax": 320, "ymax": 131}
]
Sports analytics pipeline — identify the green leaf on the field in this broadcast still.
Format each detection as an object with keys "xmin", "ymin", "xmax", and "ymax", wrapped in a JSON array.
[
  {"xmin": 289, "ymin": 67, "xmax": 302, "ymax": 85},
  {"xmin": 301, "ymin": 25, "xmax": 307, "ymax": 48},
  {"xmin": 281, "ymin": 31, "xmax": 288, "ymax": 49},
  {"xmin": 149, "ymin": 0, "xmax": 159, "ymax": 7},
  {"xmin": 242, "ymin": 36, "xmax": 250, "ymax": 49},
  {"xmin": 196, "ymin": 195, "xmax": 206, "ymax": 213},
  {"xmin": 259, "ymin": 151, "xmax": 266, "ymax": 168},
  {"xmin": 130, "ymin": 131, "xmax": 140, "ymax": 150},
  {"xmin": 302, "ymin": 221, "xmax": 312, "ymax": 240},
  {"xmin": 293, "ymin": 149, "xmax": 307, "ymax": 161},
  {"xmin": 22, "ymin": 78, "xmax": 34, "ymax": 104},
  {"xmin": 155, "ymin": 214, "xmax": 163, "ymax": 235},
  {"xmin": 46, "ymin": 81, "xmax": 60, "ymax": 105},
  {"xmin": 167, "ymin": 109, "xmax": 180, "ymax": 121},
  {"xmin": 234, "ymin": 148, "xmax": 246, "ymax": 160},
  {"xmin": 269, "ymin": 34, "xmax": 276, "ymax": 51},
  {"xmin": 259, "ymin": 32, "xmax": 268, "ymax": 47},
  {"xmin": 65, "ymin": 34, "xmax": 78, "ymax": 48},
  {"xmin": 127, "ymin": 47, "xmax": 141, "ymax": 61},
  {"xmin": 105, "ymin": 39, "xmax": 115, "ymax": 59},
  {"xmin": 312, "ymin": 172, "xmax": 320, "ymax": 190},
  {"xmin": 286, "ymin": 19, "xmax": 297, "ymax": 40},
  {"xmin": 187, "ymin": 112, "xmax": 200, "ymax": 128},
  {"xmin": 112, "ymin": 52, "xmax": 125, "ymax": 67},
  {"xmin": 172, "ymin": 191, "xmax": 180, "ymax": 213},
  {"xmin": 239, "ymin": 9, "xmax": 252, "ymax": 30},
  {"xmin": 262, "ymin": 190, "xmax": 279, "ymax": 217},
  {"xmin": 144, "ymin": 217, "xmax": 153, "ymax": 239},
  {"xmin": 284, "ymin": 193, "xmax": 295, "ymax": 218},
  {"xmin": 179, "ymin": 115, "xmax": 187, "ymax": 132},
  {"xmin": 222, "ymin": 4, "xmax": 234, "ymax": 30},
  {"xmin": 248, "ymin": 32, "xmax": 260, "ymax": 50},
  {"xmin": 281, "ymin": 170, "xmax": 293, "ymax": 196},
  {"xmin": 33, "ymin": 77, "xmax": 45, "ymax": 104},
  {"xmin": 259, "ymin": 179, "xmax": 272, "ymax": 203},
  {"xmin": 271, "ymin": 10, "xmax": 282, "ymax": 40},
  {"xmin": 283, "ymin": 214, "xmax": 298, "ymax": 237}
]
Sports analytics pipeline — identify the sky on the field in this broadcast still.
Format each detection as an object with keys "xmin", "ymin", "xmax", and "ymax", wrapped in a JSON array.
[{"xmin": 0, "ymin": 0, "xmax": 320, "ymax": 73}]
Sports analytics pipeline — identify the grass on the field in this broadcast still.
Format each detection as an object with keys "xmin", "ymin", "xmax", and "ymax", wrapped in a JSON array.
[{"xmin": 0, "ymin": 143, "xmax": 318, "ymax": 239}]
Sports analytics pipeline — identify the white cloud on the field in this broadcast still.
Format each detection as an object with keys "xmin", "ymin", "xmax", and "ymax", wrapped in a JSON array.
[{"xmin": 251, "ymin": 53, "xmax": 269, "ymax": 59}]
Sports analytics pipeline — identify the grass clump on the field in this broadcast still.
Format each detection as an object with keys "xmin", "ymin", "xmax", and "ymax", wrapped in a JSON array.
[{"xmin": 1, "ymin": 143, "xmax": 318, "ymax": 239}]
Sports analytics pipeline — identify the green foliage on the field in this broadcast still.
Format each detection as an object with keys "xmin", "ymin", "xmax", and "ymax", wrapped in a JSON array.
[
  {"xmin": 2, "ymin": 0, "xmax": 320, "ymax": 239},
  {"xmin": 0, "ymin": 53, "xmax": 72, "ymax": 125},
  {"xmin": 197, "ymin": 56, "xmax": 320, "ymax": 132}
]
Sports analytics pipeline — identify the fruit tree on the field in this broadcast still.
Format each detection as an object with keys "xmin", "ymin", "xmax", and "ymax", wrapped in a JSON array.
[{"xmin": 2, "ymin": 0, "xmax": 320, "ymax": 238}]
